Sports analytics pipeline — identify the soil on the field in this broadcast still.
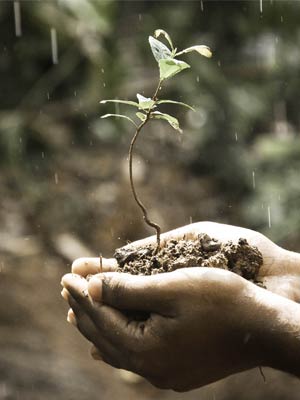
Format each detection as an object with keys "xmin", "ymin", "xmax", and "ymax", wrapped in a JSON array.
[{"xmin": 114, "ymin": 233, "xmax": 263, "ymax": 283}]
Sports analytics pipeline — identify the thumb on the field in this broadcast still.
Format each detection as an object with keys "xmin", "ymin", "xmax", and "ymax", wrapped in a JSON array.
[{"xmin": 88, "ymin": 272, "xmax": 177, "ymax": 315}]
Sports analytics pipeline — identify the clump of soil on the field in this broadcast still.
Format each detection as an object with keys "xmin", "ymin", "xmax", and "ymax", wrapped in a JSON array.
[{"xmin": 114, "ymin": 233, "xmax": 263, "ymax": 282}]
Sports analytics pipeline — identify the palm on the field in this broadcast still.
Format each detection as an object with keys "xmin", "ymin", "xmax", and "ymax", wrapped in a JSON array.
[
  {"xmin": 72, "ymin": 221, "xmax": 300, "ymax": 302},
  {"xmin": 126, "ymin": 222, "xmax": 300, "ymax": 302}
]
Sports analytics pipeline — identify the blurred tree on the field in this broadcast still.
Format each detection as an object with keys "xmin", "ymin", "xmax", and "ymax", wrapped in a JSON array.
[{"xmin": 0, "ymin": 0, "xmax": 300, "ymax": 249}]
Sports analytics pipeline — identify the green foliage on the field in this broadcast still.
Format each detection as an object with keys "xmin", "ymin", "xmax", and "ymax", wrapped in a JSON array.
[
  {"xmin": 3, "ymin": 1, "xmax": 300, "ymax": 250},
  {"xmin": 101, "ymin": 29, "xmax": 211, "ymax": 133},
  {"xmin": 158, "ymin": 58, "xmax": 190, "ymax": 80},
  {"xmin": 100, "ymin": 29, "xmax": 211, "ymax": 245},
  {"xmin": 101, "ymin": 114, "xmax": 137, "ymax": 127},
  {"xmin": 151, "ymin": 111, "xmax": 182, "ymax": 133}
]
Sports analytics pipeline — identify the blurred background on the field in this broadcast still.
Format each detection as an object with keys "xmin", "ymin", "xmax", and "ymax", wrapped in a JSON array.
[{"xmin": 1, "ymin": 0, "xmax": 300, "ymax": 399}]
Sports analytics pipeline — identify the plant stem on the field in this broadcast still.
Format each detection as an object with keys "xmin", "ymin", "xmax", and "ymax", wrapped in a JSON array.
[{"xmin": 128, "ymin": 80, "xmax": 162, "ymax": 252}]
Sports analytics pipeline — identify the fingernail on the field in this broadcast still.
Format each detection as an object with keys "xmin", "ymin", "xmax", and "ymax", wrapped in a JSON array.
[
  {"xmin": 67, "ymin": 309, "xmax": 77, "ymax": 327},
  {"xmin": 61, "ymin": 288, "xmax": 69, "ymax": 300}
]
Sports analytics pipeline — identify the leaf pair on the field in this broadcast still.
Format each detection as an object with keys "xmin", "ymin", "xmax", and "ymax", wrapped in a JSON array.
[
  {"xmin": 101, "ymin": 110, "xmax": 182, "ymax": 133},
  {"xmin": 149, "ymin": 30, "xmax": 212, "ymax": 81}
]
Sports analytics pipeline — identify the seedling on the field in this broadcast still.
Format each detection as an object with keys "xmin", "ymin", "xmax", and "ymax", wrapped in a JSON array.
[{"xmin": 100, "ymin": 29, "xmax": 212, "ymax": 252}]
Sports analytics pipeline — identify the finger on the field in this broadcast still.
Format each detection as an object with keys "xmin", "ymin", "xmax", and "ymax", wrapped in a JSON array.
[
  {"xmin": 67, "ymin": 308, "xmax": 77, "ymax": 326},
  {"xmin": 61, "ymin": 288, "xmax": 70, "ymax": 301},
  {"xmin": 68, "ymin": 291, "xmax": 137, "ymax": 368},
  {"xmin": 88, "ymin": 272, "xmax": 178, "ymax": 314},
  {"xmin": 67, "ymin": 293, "xmax": 118, "ymax": 353},
  {"xmin": 62, "ymin": 273, "xmax": 96, "ymax": 315},
  {"xmin": 62, "ymin": 273, "xmax": 135, "ymax": 344},
  {"xmin": 72, "ymin": 257, "xmax": 118, "ymax": 277}
]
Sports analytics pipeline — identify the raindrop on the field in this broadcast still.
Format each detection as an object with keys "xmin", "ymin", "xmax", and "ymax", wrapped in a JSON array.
[
  {"xmin": 54, "ymin": 173, "xmax": 58, "ymax": 184},
  {"xmin": 103, "ymin": 82, "xmax": 106, "ymax": 87},
  {"xmin": 47, "ymin": 92, "xmax": 50, "ymax": 100},
  {"xmin": 74, "ymin": 91, "xmax": 77, "ymax": 97},
  {"xmin": 244, "ymin": 332, "xmax": 251, "ymax": 344},
  {"xmin": 260, "ymin": 0, "xmax": 263, "ymax": 13},
  {"xmin": 235, "ymin": 132, "xmax": 238, "ymax": 141},
  {"xmin": 101, "ymin": 68, "xmax": 105, "ymax": 73},
  {"xmin": 217, "ymin": 60, "xmax": 221, "ymax": 67},
  {"xmin": 267, "ymin": 205, "xmax": 271, "ymax": 228},
  {"xmin": 138, "ymin": 13, "xmax": 142, "ymax": 21},
  {"xmin": 189, "ymin": 216, "xmax": 193, "ymax": 224},
  {"xmin": 41, "ymin": 151, "xmax": 45, "ymax": 159},
  {"xmin": 13, "ymin": 1, "xmax": 22, "ymax": 37},
  {"xmin": 50, "ymin": 28, "xmax": 58, "ymax": 64},
  {"xmin": 196, "ymin": 76, "xmax": 200, "ymax": 82},
  {"xmin": 252, "ymin": 171, "xmax": 256, "ymax": 189},
  {"xmin": 280, "ymin": 15, "xmax": 284, "ymax": 23},
  {"xmin": 200, "ymin": 0, "xmax": 204, "ymax": 12}
]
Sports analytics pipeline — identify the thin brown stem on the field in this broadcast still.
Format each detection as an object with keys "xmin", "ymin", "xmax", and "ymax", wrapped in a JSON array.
[{"xmin": 128, "ymin": 80, "xmax": 162, "ymax": 252}]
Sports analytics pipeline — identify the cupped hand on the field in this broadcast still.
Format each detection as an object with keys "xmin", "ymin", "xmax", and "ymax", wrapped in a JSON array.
[
  {"xmin": 72, "ymin": 221, "xmax": 300, "ymax": 302},
  {"xmin": 62, "ymin": 266, "xmax": 271, "ymax": 391},
  {"xmin": 61, "ymin": 221, "xmax": 300, "ymax": 390}
]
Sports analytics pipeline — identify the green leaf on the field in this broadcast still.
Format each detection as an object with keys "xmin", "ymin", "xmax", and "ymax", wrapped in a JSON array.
[
  {"xmin": 154, "ymin": 29, "xmax": 174, "ymax": 51},
  {"xmin": 101, "ymin": 114, "xmax": 137, "ymax": 127},
  {"xmin": 136, "ymin": 93, "xmax": 155, "ymax": 110},
  {"xmin": 136, "ymin": 112, "xmax": 147, "ymax": 122},
  {"xmin": 176, "ymin": 45, "xmax": 212, "ymax": 58},
  {"xmin": 156, "ymin": 99, "xmax": 195, "ymax": 111},
  {"xmin": 151, "ymin": 111, "xmax": 182, "ymax": 133},
  {"xmin": 148, "ymin": 36, "xmax": 172, "ymax": 62},
  {"xmin": 100, "ymin": 99, "xmax": 139, "ymax": 107},
  {"xmin": 158, "ymin": 58, "xmax": 190, "ymax": 80}
]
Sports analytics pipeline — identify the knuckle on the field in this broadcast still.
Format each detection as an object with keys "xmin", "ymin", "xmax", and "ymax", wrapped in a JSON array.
[{"xmin": 107, "ymin": 277, "xmax": 127, "ymax": 303}]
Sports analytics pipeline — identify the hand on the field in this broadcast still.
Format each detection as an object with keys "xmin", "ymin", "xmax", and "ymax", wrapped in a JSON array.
[
  {"xmin": 71, "ymin": 222, "xmax": 300, "ymax": 302},
  {"xmin": 61, "ymin": 222, "xmax": 300, "ymax": 390},
  {"xmin": 61, "ymin": 266, "xmax": 300, "ymax": 391}
]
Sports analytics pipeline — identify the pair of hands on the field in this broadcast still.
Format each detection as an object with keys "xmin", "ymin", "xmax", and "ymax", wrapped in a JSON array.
[{"xmin": 61, "ymin": 222, "xmax": 300, "ymax": 391}]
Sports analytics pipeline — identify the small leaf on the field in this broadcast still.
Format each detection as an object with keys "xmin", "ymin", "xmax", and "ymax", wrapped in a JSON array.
[
  {"xmin": 158, "ymin": 58, "xmax": 190, "ymax": 80},
  {"xmin": 148, "ymin": 36, "xmax": 172, "ymax": 62},
  {"xmin": 156, "ymin": 99, "xmax": 195, "ymax": 111},
  {"xmin": 136, "ymin": 112, "xmax": 147, "ymax": 122},
  {"xmin": 151, "ymin": 111, "xmax": 182, "ymax": 133},
  {"xmin": 154, "ymin": 29, "xmax": 174, "ymax": 51},
  {"xmin": 100, "ymin": 99, "xmax": 139, "ymax": 107},
  {"xmin": 101, "ymin": 114, "xmax": 137, "ymax": 127},
  {"xmin": 176, "ymin": 45, "xmax": 212, "ymax": 58},
  {"xmin": 136, "ymin": 93, "xmax": 155, "ymax": 110}
]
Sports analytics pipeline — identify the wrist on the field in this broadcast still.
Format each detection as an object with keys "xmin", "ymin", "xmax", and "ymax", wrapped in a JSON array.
[{"xmin": 249, "ymin": 285, "xmax": 300, "ymax": 377}]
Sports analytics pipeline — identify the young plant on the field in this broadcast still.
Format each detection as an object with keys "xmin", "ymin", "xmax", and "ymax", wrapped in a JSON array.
[{"xmin": 100, "ymin": 29, "xmax": 212, "ymax": 252}]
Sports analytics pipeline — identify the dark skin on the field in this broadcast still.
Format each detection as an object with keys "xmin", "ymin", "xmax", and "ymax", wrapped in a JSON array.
[{"xmin": 61, "ymin": 222, "xmax": 300, "ymax": 391}]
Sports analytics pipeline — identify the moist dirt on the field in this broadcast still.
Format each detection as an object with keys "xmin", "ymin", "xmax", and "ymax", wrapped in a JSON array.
[{"xmin": 114, "ymin": 233, "xmax": 263, "ymax": 283}]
